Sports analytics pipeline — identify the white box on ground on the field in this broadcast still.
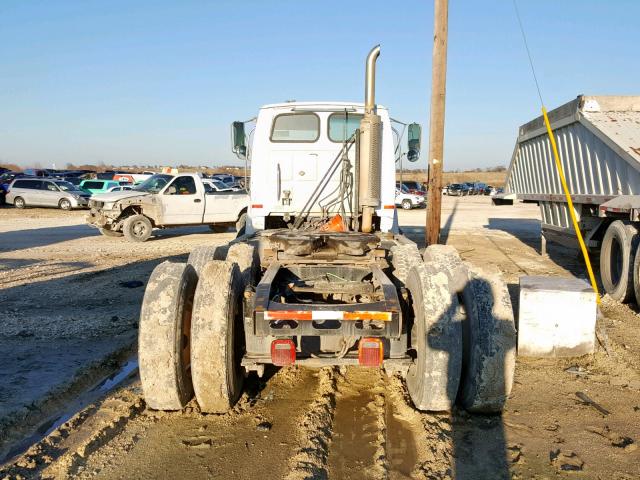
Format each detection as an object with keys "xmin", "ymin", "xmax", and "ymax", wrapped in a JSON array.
[{"xmin": 518, "ymin": 276, "xmax": 596, "ymax": 357}]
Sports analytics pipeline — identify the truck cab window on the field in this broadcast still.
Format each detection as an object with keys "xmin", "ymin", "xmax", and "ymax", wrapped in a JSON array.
[
  {"xmin": 166, "ymin": 176, "xmax": 196, "ymax": 195},
  {"xmin": 328, "ymin": 113, "xmax": 363, "ymax": 142},
  {"xmin": 270, "ymin": 113, "xmax": 320, "ymax": 142}
]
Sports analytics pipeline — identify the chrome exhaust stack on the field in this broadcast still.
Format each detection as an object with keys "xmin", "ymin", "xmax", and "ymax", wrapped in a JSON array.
[{"xmin": 358, "ymin": 45, "xmax": 383, "ymax": 233}]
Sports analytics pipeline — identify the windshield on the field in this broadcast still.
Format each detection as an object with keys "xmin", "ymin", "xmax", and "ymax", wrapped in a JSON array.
[
  {"xmin": 55, "ymin": 181, "xmax": 82, "ymax": 192},
  {"xmin": 134, "ymin": 174, "xmax": 173, "ymax": 193}
]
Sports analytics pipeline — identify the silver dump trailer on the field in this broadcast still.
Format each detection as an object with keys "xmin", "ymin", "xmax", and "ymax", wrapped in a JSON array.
[
  {"xmin": 499, "ymin": 95, "xmax": 640, "ymax": 304},
  {"xmin": 494, "ymin": 95, "xmax": 640, "ymax": 303}
]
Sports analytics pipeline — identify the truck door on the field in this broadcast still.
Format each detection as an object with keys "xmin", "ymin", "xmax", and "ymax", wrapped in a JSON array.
[{"xmin": 160, "ymin": 176, "xmax": 205, "ymax": 224}]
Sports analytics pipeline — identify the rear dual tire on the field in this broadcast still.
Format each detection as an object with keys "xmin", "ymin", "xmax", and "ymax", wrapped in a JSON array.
[
  {"xmin": 406, "ymin": 245, "xmax": 516, "ymax": 413},
  {"xmin": 600, "ymin": 220, "xmax": 639, "ymax": 303}
]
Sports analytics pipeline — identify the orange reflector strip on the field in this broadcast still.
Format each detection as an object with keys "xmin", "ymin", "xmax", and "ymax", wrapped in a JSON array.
[
  {"xmin": 383, "ymin": 205, "xmax": 395, "ymax": 209},
  {"xmin": 343, "ymin": 311, "xmax": 392, "ymax": 321},
  {"xmin": 358, "ymin": 337, "xmax": 384, "ymax": 367},
  {"xmin": 251, "ymin": 204, "xmax": 263, "ymax": 209},
  {"xmin": 264, "ymin": 310, "xmax": 392, "ymax": 321}
]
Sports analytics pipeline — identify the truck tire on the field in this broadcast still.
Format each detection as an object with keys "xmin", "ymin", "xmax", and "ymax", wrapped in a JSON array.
[
  {"xmin": 401, "ymin": 199, "xmax": 413, "ymax": 210},
  {"xmin": 458, "ymin": 266, "xmax": 516, "ymax": 413},
  {"xmin": 422, "ymin": 244, "xmax": 467, "ymax": 293},
  {"xmin": 236, "ymin": 212, "xmax": 247, "ymax": 237},
  {"xmin": 633, "ymin": 243, "xmax": 640, "ymax": 306},
  {"xmin": 405, "ymin": 262, "xmax": 462, "ymax": 411},
  {"xmin": 389, "ymin": 244, "xmax": 422, "ymax": 286},
  {"xmin": 14, "ymin": 196, "xmax": 25, "ymax": 209},
  {"xmin": 191, "ymin": 261, "xmax": 244, "ymax": 413},
  {"xmin": 226, "ymin": 242, "xmax": 258, "ymax": 287},
  {"xmin": 600, "ymin": 220, "xmax": 638, "ymax": 302},
  {"xmin": 99, "ymin": 227, "xmax": 123, "ymax": 237},
  {"xmin": 138, "ymin": 262, "xmax": 197, "ymax": 410},
  {"xmin": 187, "ymin": 245, "xmax": 229, "ymax": 278},
  {"xmin": 123, "ymin": 214, "xmax": 153, "ymax": 243}
]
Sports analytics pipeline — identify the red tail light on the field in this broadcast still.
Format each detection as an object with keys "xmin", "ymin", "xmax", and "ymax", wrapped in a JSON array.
[
  {"xmin": 271, "ymin": 339, "xmax": 296, "ymax": 366},
  {"xmin": 358, "ymin": 337, "xmax": 384, "ymax": 367}
]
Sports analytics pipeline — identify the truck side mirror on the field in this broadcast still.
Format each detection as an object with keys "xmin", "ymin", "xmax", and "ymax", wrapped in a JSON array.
[
  {"xmin": 407, "ymin": 123, "xmax": 421, "ymax": 162},
  {"xmin": 232, "ymin": 121, "xmax": 247, "ymax": 159}
]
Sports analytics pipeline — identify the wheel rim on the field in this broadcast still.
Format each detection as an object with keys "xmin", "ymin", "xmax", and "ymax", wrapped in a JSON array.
[
  {"xmin": 16, "ymin": 198, "xmax": 24, "ymax": 207},
  {"xmin": 132, "ymin": 221, "xmax": 148, "ymax": 238},
  {"xmin": 403, "ymin": 201, "xmax": 411, "ymax": 209},
  {"xmin": 61, "ymin": 200, "xmax": 70, "ymax": 209}
]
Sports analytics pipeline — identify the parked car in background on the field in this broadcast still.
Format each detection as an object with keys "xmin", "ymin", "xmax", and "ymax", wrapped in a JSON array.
[
  {"xmin": 395, "ymin": 188, "xmax": 425, "ymax": 209},
  {"xmin": 79, "ymin": 179, "xmax": 123, "ymax": 195},
  {"xmin": 445, "ymin": 183, "xmax": 470, "ymax": 196},
  {"xmin": 86, "ymin": 173, "xmax": 249, "ymax": 241},
  {"xmin": 396, "ymin": 180, "xmax": 426, "ymax": 195},
  {"xmin": 6, "ymin": 178, "xmax": 90, "ymax": 210},
  {"xmin": 22, "ymin": 168, "xmax": 48, "ymax": 177},
  {"xmin": 113, "ymin": 173, "xmax": 152, "ymax": 185},
  {"xmin": 106, "ymin": 185, "xmax": 133, "ymax": 192}
]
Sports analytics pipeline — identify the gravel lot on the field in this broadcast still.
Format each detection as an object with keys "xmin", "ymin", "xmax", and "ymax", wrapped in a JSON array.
[{"xmin": 1, "ymin": 197, "xmax": 639, "ymax": 479}]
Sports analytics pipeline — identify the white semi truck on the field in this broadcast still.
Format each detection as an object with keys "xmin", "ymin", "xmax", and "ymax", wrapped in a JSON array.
[{"xmin": 137, "ymin": 47, "xmax": 516, "ymax": 415}]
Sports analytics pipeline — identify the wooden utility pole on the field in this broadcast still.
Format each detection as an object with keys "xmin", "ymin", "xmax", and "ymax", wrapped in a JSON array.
[{"xmin": 425, "ymin": 0, "xmax": 448, "ymax": 246}]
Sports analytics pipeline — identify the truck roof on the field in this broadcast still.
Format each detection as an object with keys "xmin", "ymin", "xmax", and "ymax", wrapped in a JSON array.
[{"xmin": 260, "ymin": 101, "xmax": 388, "ymax": 111}]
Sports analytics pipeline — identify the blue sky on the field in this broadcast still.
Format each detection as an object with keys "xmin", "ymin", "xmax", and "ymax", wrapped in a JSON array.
[{"xmin": 1, "ymin": 1, "xmax": 638, "ymax": 171}]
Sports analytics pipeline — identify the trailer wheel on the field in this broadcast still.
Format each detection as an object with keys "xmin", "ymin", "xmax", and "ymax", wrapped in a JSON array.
[
  {"xmin": 191, "ymin": 261, "xmax": 244, "ymax": 413},
  {"xmin": 226, "ymin": 242, "xmax": 258, "ymax": 287},
  {"xmin": 600, "ymin": 220, "xmax": 638, "ymax": 302},
  {"xmin": 138, "ymin": 262, "xmax": 196, "ymax": 410},
  {"xmin": 187, "ymin": 245, "xmax": 229, "ymax": 278},
  {"xmin": 459, "ymin": 266, "xmax": 516, "ymax": 413},
  {"xmin": 389, "ymin": 244, "xmax": 422, "ymax": 286},
  {"xmin": 405, "ymin": 263, "xmax": 462, "ymax": 411}
]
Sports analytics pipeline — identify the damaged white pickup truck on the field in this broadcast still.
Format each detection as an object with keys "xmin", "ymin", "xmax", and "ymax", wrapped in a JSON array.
[{"xmin": 86, "ymin": 173, "xmax": 249, "ymax": 242}]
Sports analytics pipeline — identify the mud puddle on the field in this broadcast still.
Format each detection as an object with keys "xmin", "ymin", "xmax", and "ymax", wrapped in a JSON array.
[{"xmin": 0, "ymin": 358, "xmax": 138, "ymax": 465}]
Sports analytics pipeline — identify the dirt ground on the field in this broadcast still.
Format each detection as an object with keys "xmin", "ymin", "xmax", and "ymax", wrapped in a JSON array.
[{"xmin": 1, "ymin": 197, "xmax": 639, "ymax": 479}]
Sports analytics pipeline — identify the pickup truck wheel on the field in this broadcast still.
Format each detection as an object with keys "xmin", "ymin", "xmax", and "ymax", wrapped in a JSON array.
[
  {"xmin": 401, "ymin": 199, "xmax": 413, "ymax": 210},
  {"xmin": 600, "ymin": 220, "xmax": 638, "ymax": 302},
  {"xmin": 405, "ymin": 262, "xmax": 462, "ymax": 411},
  {"xmin": 191, "ymin": 260, "xmax": 244, "ymax": 413},
  {"xmin": 99, "ymin": 228, "xmax": 123, "ymax": 237},
  {"xmin": 123, "ymin": 214, "xmax": 153, "ymax": 242},
  {"xmin": 59, "ymin": 198, "xmax": 72, "ymax": 210},
  {"xmin": 14, "ymin": 196, "xmax": 26, "ymax": 209},
  {"xmin": 187, "ymin": 245, "xmax": 229, "ymax": 278},
  {"xmin": 236, "ymin": 212, "xmax": 247, "ymax": 237},
  {"xmin": 458, "ymin": 266, "xmax": 516, "ymax": 413},
  {"xmin": 139, "ymin": 262, "xmax": 196, "ymax": 410}
]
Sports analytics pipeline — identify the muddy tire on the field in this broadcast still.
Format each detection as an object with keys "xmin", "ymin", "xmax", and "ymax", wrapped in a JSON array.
[
  {"xmin": 405, "ymin": 262, "xmax": 462, "ymax": 411},
  {"xmin": 632, "ymin": 243, "xmax": 640, "ymax": 306},
  {"xmin": 600, "ymin": 221, "xmax": 638, "ymax": 302},
  {"xmin": 459, "ymin": 266, "xmax": 516, "ymax": 413},
  {"xmin": 139, "ymin": 262, "xmax": 197, "ymax": 410},
  {"xmin": 99, "ymin": 227, "xmax": 123, "ymax": 237},
  {"xmin": 226, "ymin": 242, "xmax": 258, "ymax": 287},
  {"xmin": 14, "ymin": 196, "xmax": 25, "ymax": 209},
  {"xmin": 236, "ymin": 212, "xmax": 247, "ymax": 237},
  {"xmin": 389, "ymin": 244, "xmax": 422, "ymax": 286},
  {"xmin": 123, "ymin": 214, "xmax": 153, "ymax": 243},
  {"xmin": 191, "ymin": 261, "xmax": 244, "ymax": 413},
  {"xmin": 423, "ymin": 244, "xmax": 467, "ymax": 292},
  {"xmin": 187, "ymin": 245, "xmax": 229, "ymax": 278}
]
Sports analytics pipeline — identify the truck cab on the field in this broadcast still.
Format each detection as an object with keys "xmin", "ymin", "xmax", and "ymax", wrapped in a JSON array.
[{"xmin": 236, "ymin": 102, "xmax": 399, "ymax": 233}]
